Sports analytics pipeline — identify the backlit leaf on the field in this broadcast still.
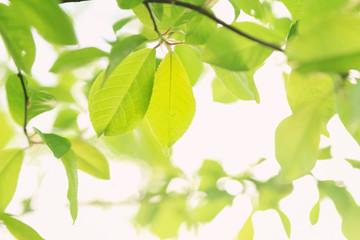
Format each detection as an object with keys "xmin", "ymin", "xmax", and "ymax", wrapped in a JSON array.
[
  {"xmin": 175, "ymin": 45, "xmax": 203, "ymax": 86},
  {"xmin": 89, "ymin": 48, "xmax": 156, "ymax": 136},
  {"xmin": 104, "ymin": 34, "xmax": 147, "ymax": 81},
  {"xmin": 0, "ymin": 149, "xmax": 24, "ymax": 212},
  {"xmin": 61, "ymin": 150, "xmax": 78, "ymax": 223},
  {"xmin": 185, "ymin": 14, "xmax": 217, "ymax": 45},
  {"xmin": 193, "ymin": 193, "xmax": 232, "ymax": 222},
  {"xmin": 277, "ymin": 209, "xmax": 291, "ymax": 238},
  {"xmin": 310, "ymin": 201, "xmax": 320, "ymax": 225},
  {"xmin": 335, "ymin": 79, "xmax": 360, "ymax": 146},
  {"xmin": 212, "ymin": 77, "xmax": 238, "ymax": 104},
  {"xmin": 318, "ymin": 146, "xmax": 332, "ymax": 160},
  {"xmin": 113, "ymin": 16, "xmax": 136, "ymax": 33},
  {"xmin": 0, "ymin": 213, "xmax": 44, "ymax": 240},
  {"xmin": 275, "ymin": 104, "xmax": 322, "ymax": 182},
  {"xmin": 280, "ymin": 0, "xmax": 304, "ymax": 21},
  {"xmin": 237, "ymin": 0, "xmax": 263, "ymax": 19},
  {"xmin": 117, "ymin": 0, "xmax": 143, "ymax": 9},
  {"xmin": 0, "ymin": 4, "xmax": 35, "ymax": 74},
  {"xmin": 202, "ymin": 22, "xmax": 283, "ymax": 71},
  {"xmin": 50, "ymin": 47, "xmax": 108, "ymax": 73},
  {"xmin": 345, "ymin": 159, "xmax": 360, "ymax": 170},
  {"xmin": 71, "ymin": 140, "xmax": 110, "ymax": 180},
  {"xmin": 34, "ymin": 128, "xmax": 71, "ymax": 158},
  {"xmin": 146, "ymin": 52, "xmax": 196, "ymax": 153},
  {"xmin": 212, "ymin": 66, "xmax": 259, "ymax": 103},
  {"xmin": 236, "ymin": 214, "xmax": 254, "ymax": 240},
  {"xmin": 10, "ymin": 0, "xmax": 77, "ymax": 45},
  {"xmin": 0, "ymin": 113, "xmax": 14, "ymax": 149}
]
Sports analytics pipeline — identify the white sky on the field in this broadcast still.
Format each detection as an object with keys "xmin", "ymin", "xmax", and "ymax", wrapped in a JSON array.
[{"xmin": 1, "ymin": 0, "xmax": 360, "ymax": 239}]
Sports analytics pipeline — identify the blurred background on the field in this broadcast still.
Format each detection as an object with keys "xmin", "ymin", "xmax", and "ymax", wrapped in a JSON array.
[{"xmin": 1, "ymin": 0, "xmax": 360, "ymax": 239}]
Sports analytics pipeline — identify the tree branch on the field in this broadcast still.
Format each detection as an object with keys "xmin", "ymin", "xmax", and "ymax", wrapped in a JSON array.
[
  {"xmin": 59, "ymin": 0, "xmax": 90, "ymax": 3},
  {"xmin": 144, "ymin": 0, "xmax": 284, "ymax": 52},
  {"xmin": 17, "ymin": 71, "xmax": 30, "ymax": 141}
]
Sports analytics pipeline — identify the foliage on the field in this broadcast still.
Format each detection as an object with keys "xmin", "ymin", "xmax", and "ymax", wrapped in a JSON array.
[{"xmin": 1, "ymin": 0, "xmax": 360, "ymax": 239}]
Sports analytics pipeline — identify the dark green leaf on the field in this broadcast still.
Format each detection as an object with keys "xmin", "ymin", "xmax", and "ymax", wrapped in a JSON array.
[
  {"xmin": 113, "ymin": 16, "xmax": 136, "ymax": 33},
  {"xmin": 50, "ymin": 47, "xmax": 108, "ymax": 73},
  {"xmin": 10, "ymin": 0, "xmax": 77, "ymax": 45},
  {"xmin": 71, "ymin": 140, "xmax": 110, "ymax": 180},
  {"xmin": 61, "ymin": 150, "xmax": 78, "ymax": 223},
  {"xmin": 104, "ymin": 34, "xmax": 147, "ymax": 81},
  {"xmin": 34, "ymin": 128, "xmax": 71, "ymax": 158},
  {"xmin": 0, "ymin": 213, "xmax": 44, "ymax": 240},
  {"xmin": 0, "ymin": 4, "xmax": 35, "ymax": 74},
  {"xmin": 174, "ymin": 45, "xmax": 203, "ymax": 86},
  {"xmin": 0, "ymin": 149, "xmax": 24, "ymax": 212}
]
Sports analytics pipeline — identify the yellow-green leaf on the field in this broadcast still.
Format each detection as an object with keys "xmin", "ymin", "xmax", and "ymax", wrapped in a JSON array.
[
  {"xmin": 236, "ymin": 214, "xmax": 254, "ymax": 240},
  {"xmin": 146, "ymin": 52, "xmax": 196, "ymax": 153},
  {"xmin": 0, "ymin": 149, "xmax": 24, "ymax": 212},
  {"xmin": 61, "ymin": 150, "xmax": 78, "ymax": 223},
  {"xmin": 71, "ymin": 140, "xmax": 110, "ymax": 180},
  {"xmin": 89, "ymin": 48, "xmax": 156, "ymax": 136},
  {"xmin": 0, "ymin": 213, "xmax": 44, "ymax": 240},
  {"xmin": 310, "ymin": 201, "xmax": 320, "ymax": 225}
]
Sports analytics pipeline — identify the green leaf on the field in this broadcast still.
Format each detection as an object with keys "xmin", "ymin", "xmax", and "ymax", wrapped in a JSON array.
[
  {"xmin": 236, "ymin": 214, "xmax": 254, "ymax": 240},
  {"xmin": 102, "ymin": 122, "xmax": 170, "ymax": 167},
  {"xmin": 136, "ymin": 195, "xmax": 187, "ymax": 239},
  {"xmin": 318, "ymin": 146, "xmax": 332, "ymax": 160},
  {"xmin": 212, "ymin": 66, "xmax": 260, "ymax": 103},
  {"xmin": 280, "ymin": 0, "xmax": 304, "ymax": 21},
  {"xmin": 89, "ymin": 48, "xmax": 156, "ymax": 136},
  {"xmin": 61, "ymin": 150, "xmax": 78, "ymax": 223},
  {"xmin": 71, "ymin": 140, "xmax": 110, "ymax": 180},
  {"xmin": 193, "ymin": 193, "xmax": 232, "ymax": 222},
  {"xmin": 0, "ymin": 213, "xmax": 44, "ymax": 240},
  {"xmin": 286, "ymin": 14, "xmax": 360, "ymax": 73},
  {"xmin": 104, "ymin": 34, "xmax": 147, "ymax": 81},
  {"xmin": 174, "ymin": 45, "xmax": 203, "ymax": 86},
  {"xmin": 202, "ymin": 22, "xmax": 284, "ymax": 71},
  {"xmin": 237, "ymin": 0, "xmax": 263, "ymax": 19},
  {"xmin": 285, "ymin": 71, "xmax": 335, "ymax": 136},
  {"xmin": 345, "ymin": 159, "xmax": 360, "ymax": 170},
  {"xmin": 146, "ymin": 52, "xmax": 196, "ymax": 153},
  {"xmin": 34, "ymin": 128, "xmax": 71, "ymax": 158},
  {"xmin": 185, "ymin": 14, "xmax": 217, "ymax": 45},
  {"xmin": 275, "ymin": 104, "xmax": 322, "ymax": 182},
  {"xmin": 310, "ymin": 201, "xmax": 320, "ymax": 225},
  {"xmin": 117, "ymin": 0, "xmax": 143, "ymax": 9},
  {"xmin": 319, "ymin": 181, "xmax": 360, "ymax": 240},
  {"xmin": 212, "ymin": 77, "xmax": 239, "ymax": 104},
  {"xmin": 277, "ymin": 209, "xmax": 291, "ymax": 238},
  {"xmin": 335, "ymin": 79, "xmax": 360, "ymax": 146},
  {"xmin": 113, "ymin": 16, "xmax": 136, "ymax": 33},
  {"xmin": 0, "ymin": 149, "xmax": 24, "ymax": 212},
  {"xmin": 0, "ymin": 4, "xmax": 35, "ymax": 74},
  {"xmin": 10, "ymin": 0, "xmax": 77, "ymax": 45},
  {"xmin": 228, "ymin": 0, "xmax": 241, "ymax": 20},
  {"xmin": 53, "ymin": 109, "xmax": 79, "ymax": 131},
  {"xmin": 0, "ymin": 113, "xmax": 14, "ymax": 149},
  {"xmin": 50, "ymin": 47, "xmax": 108, "ymax": 73},
  {"xmin": 6, "ymin": 75, "xmax": 57, "ymax": 125},
  {"xmin": 198, "ymin": 160, "xmax": 226, "ymax": 192}
]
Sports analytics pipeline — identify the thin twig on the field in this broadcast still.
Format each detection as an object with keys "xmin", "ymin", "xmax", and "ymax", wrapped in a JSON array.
[
  {"xmin": 59, "ymin": 0, "xmax": 89, "ymax": 3},
  {"xmin": 17, "ymin": 71, "xmax": 30, "ymax": 141},
  {"xmin": 144, "ymin": 0, "xmax": 284, "ymax": 52}
]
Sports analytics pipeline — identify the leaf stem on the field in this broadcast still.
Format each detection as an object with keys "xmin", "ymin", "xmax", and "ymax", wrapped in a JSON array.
[
  {"xmin": 17, "ymin": 71, "xmax": 30, "ymax": 142},
  {"xmin": 144, "ymin": 0, "xmax": 284, "ymax": 52}
]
